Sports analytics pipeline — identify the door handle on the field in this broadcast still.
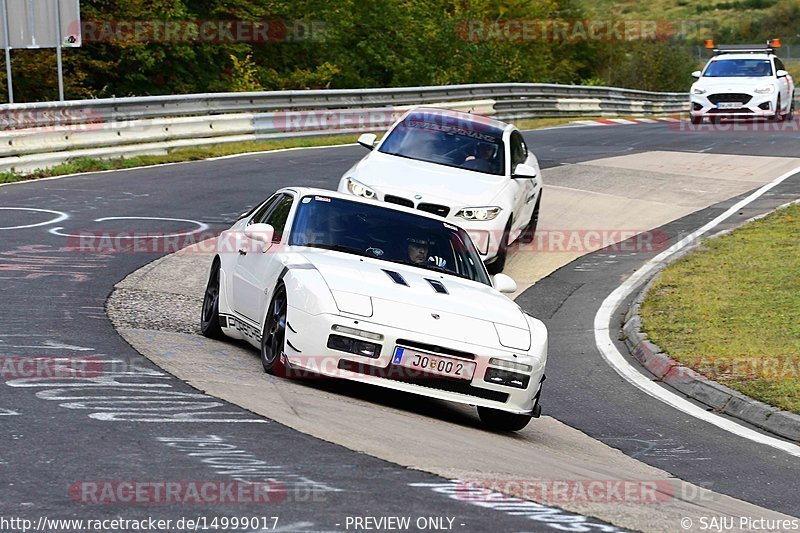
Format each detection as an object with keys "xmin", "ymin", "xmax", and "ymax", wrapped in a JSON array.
[{"xmin": 238, "ymin": 249, "xmax": 247, "ymax": 256}]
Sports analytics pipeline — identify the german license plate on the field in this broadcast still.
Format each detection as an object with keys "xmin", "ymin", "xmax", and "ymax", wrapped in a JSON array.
[
  {"xmin": 717, "ymin": 102, "xmax": 740, "ymax": 109},
  {"xmin": 392, "ymin": 347, "xmax": 476, "ymax": 380}
]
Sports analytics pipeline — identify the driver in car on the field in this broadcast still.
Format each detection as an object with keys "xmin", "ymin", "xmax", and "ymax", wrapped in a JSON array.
[
  {"xmin": 463, "ymin": 141, "xmax": 496, "ymax": 173},
  {"xmin": 407, "ymin": 236, "xmax": 447, "ymax": 268}
]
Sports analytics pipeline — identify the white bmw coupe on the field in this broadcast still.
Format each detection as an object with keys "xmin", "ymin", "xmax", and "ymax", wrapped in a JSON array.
[
  {"xmin": 338, "ymin": 108, "xmax": 543, "ymax": 273},
  {"xmin": 201, "ymin": 187, "xmax": 547, "ymax": 431}
]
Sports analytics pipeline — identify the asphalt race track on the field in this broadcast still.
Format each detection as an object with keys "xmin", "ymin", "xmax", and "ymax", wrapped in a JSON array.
[{"xmin": 1, "ymin": 121, "xmax": 799, "ymax": 532}]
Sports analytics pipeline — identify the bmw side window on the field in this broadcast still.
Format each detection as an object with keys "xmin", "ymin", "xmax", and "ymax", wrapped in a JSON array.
[
  {"xmin": 510, "ymin": 131, "xmax": 527, "ymax": 170},
  {"xmin": 263, "ymin": 195, "xmax": 294, "ymax": 243},
  {"xmin": 248, "ymin": 194, "xmax": 281, "ymax": 226},
  {"xmin": 775, "ymin": 58, "xmax": 785, "ymax": 73}
]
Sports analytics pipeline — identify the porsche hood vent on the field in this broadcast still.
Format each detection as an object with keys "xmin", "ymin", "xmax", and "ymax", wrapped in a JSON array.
[
  {"xmin": 425, "ymin": 278, "xmax": 449, "ymax": 294},
  {"xmin": 382, "ymin": 269, "xmax": 449, "ymax": 295},
  {"xmin": 383, "ymin": 269, "xmax": 409, "ymax": 286}
]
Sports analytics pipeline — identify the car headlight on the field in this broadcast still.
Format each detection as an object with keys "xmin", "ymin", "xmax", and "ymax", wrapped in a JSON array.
[
  {"xmin": 754, "ymin": 85, "xmax": 775, "ymax": 94},
  {"xmin": 455, "ymin": 207, "xmax": 502, "ymax": 221},
  {"xmin": 345, "ymin": 178, "xmax": 376, "ymax": 199},
  {"xmin": 691, "ymin": 87, "xmax": 707, "ymax": 95}
]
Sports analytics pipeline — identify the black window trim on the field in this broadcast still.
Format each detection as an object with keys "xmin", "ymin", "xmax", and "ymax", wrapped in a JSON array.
[
  {"xmin": 262, "ymin": 193, "xmax": 295, "ymax": 243},
  {"xmin": 247, "ymin": 193, "xmax": 282, "ymax": 226}
]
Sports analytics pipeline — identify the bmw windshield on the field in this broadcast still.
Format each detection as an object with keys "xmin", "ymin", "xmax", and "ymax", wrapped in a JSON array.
[
  {"xmin": 704, "ymin": 59, "xmax": 773, "ymax": 77},
  {"xmin": 378, "ymin": 112, "xmax": 506, "ymax": 176},
  {"xmin": 289, "ymin": 195, "xmax": 491, "ymax": 285}
]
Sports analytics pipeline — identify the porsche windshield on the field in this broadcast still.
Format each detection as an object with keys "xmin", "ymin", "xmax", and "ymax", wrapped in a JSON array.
[
  {"xmin": 378, "ymin": 113, "xmax": 505, "ymax": 176},
  {"xmin": 704, "ymin": 59, "xmax": 773, "ymax": 77},
  {"xmin": 289, "ymin": 195, "xmax": 491, "ymax": 285}
]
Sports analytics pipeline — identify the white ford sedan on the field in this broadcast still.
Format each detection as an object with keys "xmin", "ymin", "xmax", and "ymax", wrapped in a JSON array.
[
  {"xmin": 201, "ymin": 187, "xmax": 547, "ymax": 431},
  {"xmin": 338, "ymin": 108, "xmax": 543, "ymax": 273},
  {"xmin": 690, "ymin": 42, "xmax": 795, "ymax": 124}
]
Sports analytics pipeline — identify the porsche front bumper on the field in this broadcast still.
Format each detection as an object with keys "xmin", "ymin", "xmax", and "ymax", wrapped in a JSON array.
[{"xmin": 283, "ymin": 305, "xmax": 546, "ymax": 415}]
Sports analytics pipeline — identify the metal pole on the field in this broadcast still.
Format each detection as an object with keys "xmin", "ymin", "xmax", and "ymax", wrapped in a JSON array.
[
  {"xmin": 1, "ymin": 0, "xmax": 12, "ymax": 103},
  {"xmin": 54, "ymin": 0, "xmax": 64, "ymax": 101}
]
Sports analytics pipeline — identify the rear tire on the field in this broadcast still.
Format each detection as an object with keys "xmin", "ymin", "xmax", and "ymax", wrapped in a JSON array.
[
  {"xmin": 478, "ymin": 406, "xmax": 532, "ymax": 432},
  {"xmin": 486, "ymin": 216, "xmax": 512, "ymax": 275},
  {"xmin": 261, "ymin": 285, "xmax": 288, "ymax": 376},
  {"xmin": 786, "ymin": 101, "xmax": 794, "ymax": 122},
  {"xmin": 200, "ymin": 260, "xmax": 224, "ymax": 339},
  {"xmin": 690, "ymin": 116, "xmax": 702, "ymax": 125}
]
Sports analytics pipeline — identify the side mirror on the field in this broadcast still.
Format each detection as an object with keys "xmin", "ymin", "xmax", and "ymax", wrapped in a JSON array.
[
  {"xmin": 493, "ymin": 273, "xmax": 517, "ymax": 294},
  {"xmin": 692, "ymin": 70, "xmax": 702, "ymax": 78},
  {"xmin": 358, "ymin": 133, "xmax": 377, "ymax": 150},
  {"xmin": 776, "ymin": 69, "xmax": 788, "ymax": 78},
  {"xmin": 512, "ymin": 163, "xmax": 537, "ymax": 179},
  {"xmin": 244, "ymin": 223, "xmax": 275, "ymax": 245}
]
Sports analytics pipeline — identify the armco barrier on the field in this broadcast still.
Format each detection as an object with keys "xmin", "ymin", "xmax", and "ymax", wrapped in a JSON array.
[{"xmin": 0, "ymin": 83, "xmax": 688, "ymax": 174}]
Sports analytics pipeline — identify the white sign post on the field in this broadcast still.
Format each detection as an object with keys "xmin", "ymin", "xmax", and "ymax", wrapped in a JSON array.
[{"xmin": 0, "ymin": 0, "xmax": 81, "ymax": 103}]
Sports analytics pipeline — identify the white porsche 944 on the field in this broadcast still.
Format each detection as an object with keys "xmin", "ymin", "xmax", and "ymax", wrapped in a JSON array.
[
  {"xmin": 338, "ymin": 108, "xmax": 543, "ymax": 274},
  {"xmin": 201, "ymin": 187, "xmax": 547, "ymax": 431}
]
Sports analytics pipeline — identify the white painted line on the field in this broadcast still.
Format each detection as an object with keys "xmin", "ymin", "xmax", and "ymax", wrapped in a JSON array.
[
  {"xmin": 49, "ymin": 216, "xmax": 209, "ymax": 239},
  {"xmin": 636, "ymin": 118, "xmax": 658, "ymax": 123},
  {"xmin": 0, "ymin": 208, "xmax": 69, "ymax": 230},
  {"xmin": 608, "ymin": 118, "xmax": 637, "ymax": 125},
  {"xmin": 594, "ymin": 165, "xmax": 800, "ymax": 457},
  {"xmin": 3, "ymin": 343, "xmax": 94, "ymax": 351}
]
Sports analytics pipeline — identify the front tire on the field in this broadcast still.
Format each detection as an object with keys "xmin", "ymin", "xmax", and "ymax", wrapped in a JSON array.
[
  {"xmin": 200, "ymin": 260, "xmax": 224, "ymax": 339},
  {"xmin": 690, "ymin": 116, "xmax": 702, "ymax": 125},
  {"xmin": 478, "ymin": 406, "xmax": 532, "ymax": 432},
  {"xmin": 771, "ymin": 97, "xmax": 782, "ymax": 122},
  {"xmin": 487, "ymin": 216, "xmax": 512, "ymax": 275},
  {"xmin": 261, "ymin": 284, "xmax": 287, "ymax": 376},
  {"xmin": 519, "ymin": 193, "xmax": 541, "ymax": 244}
]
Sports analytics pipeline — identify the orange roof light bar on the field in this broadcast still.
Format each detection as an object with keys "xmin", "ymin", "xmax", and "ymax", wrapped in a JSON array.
[
  {"xmin": 770, "ymin": 38, "xmax": 781, "ymax": 48},
  {"xmin": 705, "ymin": 39, "xmax": 715, "ymax": 49}
]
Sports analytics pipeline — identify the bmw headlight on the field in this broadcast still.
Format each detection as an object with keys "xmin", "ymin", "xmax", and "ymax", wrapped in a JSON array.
[
  {"xmin": 691, "ymin": 87, "xmax": 707, "ymax": 95},
  {"xmin": 345, "ymin": 178, "xmax": 376, "ymax": 199},
  {"xmin": 456, "ymin": 207, "xmax": 502, "ymax": 221},
  {"xmin": 754, "ymin": 85, "xmax": 775, "ymax": 94}
]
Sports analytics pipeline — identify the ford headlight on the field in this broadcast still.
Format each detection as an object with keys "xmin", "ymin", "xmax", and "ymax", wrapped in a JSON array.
[
  {"xmin": 691, "ymin": 87, "xmax": 707, "ymax": 95},
  {"xmin": 754, "ymin": 85, "xmax": 775, "ymax": 94},
  {"xmin": 345, "ymin": 178, "xmax": 376, "ymax": 199},
  {"xmin": 456, "ymin": 207, "xmax": 502, "ymax": 221}
]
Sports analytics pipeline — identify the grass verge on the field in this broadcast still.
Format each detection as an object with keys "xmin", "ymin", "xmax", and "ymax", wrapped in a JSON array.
[
  {"xmin": 0, "ymin": 115, "xmax": 663, "ymax": 185},
  {"xmin": 640, "ymin": 203, "xmax": 800, "ymax": 414}
]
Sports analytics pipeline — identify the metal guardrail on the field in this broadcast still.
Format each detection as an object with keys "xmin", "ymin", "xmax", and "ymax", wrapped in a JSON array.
[{"xmin": 0, "ymin": 83, "xmax": 688, "ymax": 173}]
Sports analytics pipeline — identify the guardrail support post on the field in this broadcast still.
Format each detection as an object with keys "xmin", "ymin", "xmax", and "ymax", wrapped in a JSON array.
[
  {"xmin": 1, "ymin": 0, "xmax": 13, "ymax": 104},
  {"xmin": 54, "ymin": 0, "xmax": 64, "ymax": 102}
]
